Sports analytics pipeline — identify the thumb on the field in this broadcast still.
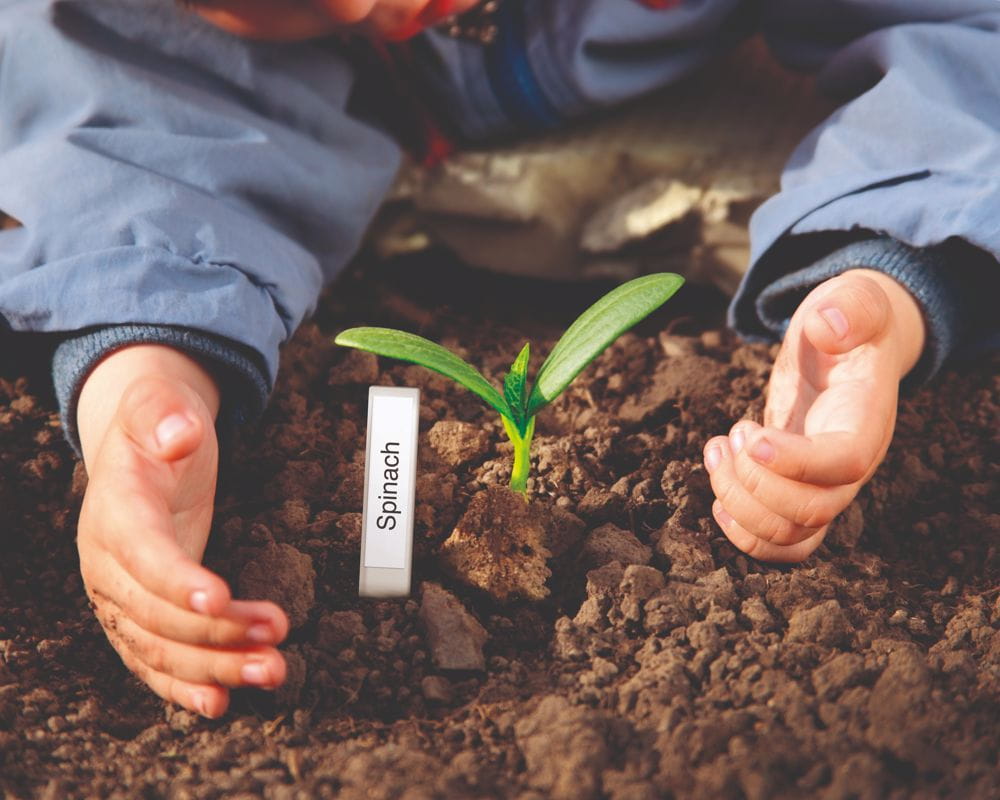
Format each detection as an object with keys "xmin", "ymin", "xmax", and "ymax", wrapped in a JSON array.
[
  {"xmin": 802, "ymin": 271, "xmax": 893, "ymax": 356},
  {"xmin": 117, "ymin": 375, "xmax": 207, "ymax": 462}
]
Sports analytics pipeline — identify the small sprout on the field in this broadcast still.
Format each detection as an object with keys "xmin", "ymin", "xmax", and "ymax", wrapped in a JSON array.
[{"xmin": 334, "ymin": 272, "xmax": 684, "ymax": 495}]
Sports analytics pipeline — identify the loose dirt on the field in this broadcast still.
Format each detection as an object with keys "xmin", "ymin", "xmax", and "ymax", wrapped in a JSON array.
[{"xmin": 1, "ymin": 255, "xmax": 997, "ymax": 799}]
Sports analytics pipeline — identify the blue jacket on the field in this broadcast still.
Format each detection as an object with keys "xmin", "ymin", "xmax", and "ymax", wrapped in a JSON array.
[{"xmin": 0, "ymin": 0, "xmax": 996, "ymax": 447}]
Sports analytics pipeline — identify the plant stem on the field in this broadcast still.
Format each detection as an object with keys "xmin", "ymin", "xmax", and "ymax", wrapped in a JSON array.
[{"xmin": 502, "ymin": 416, "xmax": 536, "ymax": 496}]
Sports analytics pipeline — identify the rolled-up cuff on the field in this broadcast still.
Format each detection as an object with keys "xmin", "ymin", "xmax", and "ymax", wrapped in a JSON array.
[
  {"xmin": 732, "ymin": 236, "xmax": 971, "ymax": 387},
  {"xmin": 52, "ymin": 325, "xmax": 270, "ymax": 458}
]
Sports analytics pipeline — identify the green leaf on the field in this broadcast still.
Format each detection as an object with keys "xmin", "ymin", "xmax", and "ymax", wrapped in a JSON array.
[
  {"xmin": 334, "ymin": 327, "xmax": 513, "ymax": 421},
  {"xmin": 526, "ymin": 273, "xmax": 684, "ymax": 417},
  {"xmin": 503, "ymin": 343, "xmax": 531, "ymax": 431}
]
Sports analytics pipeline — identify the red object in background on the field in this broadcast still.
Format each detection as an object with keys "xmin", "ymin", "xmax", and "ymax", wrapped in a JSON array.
[
  {"xmin": 370, "ymin": 39, "xmax": 457, "ymax": 165},
  {"xmin": 417, "ymin": 0, "xmax": 458, "ymax": 25},
  {"xmin": 387, "ymin": 0, "xmax": 457, "ymax": 40},
  {"xmin": 638, "ymin": 0, "xmax": 682, "ymax": 8}
]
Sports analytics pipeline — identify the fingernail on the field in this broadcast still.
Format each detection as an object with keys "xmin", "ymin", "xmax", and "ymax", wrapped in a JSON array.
[
  {"xmin": 819, "ymin": 307, "xmax": 849, "ymax": 339},
  {"xmin": 730, "ymin": 429, "xmax": 745, "ymax": 454},
  {"xmin": 155, "ymin": 413, "xmax": 192, "ymax": 449},
  {"xmin": 247, "ymin": 623, "xmax": 273, "ymax": 644},
  {"xmin": 193, "ymin": 691, "xmax": 210, "ymax": 717},
  {"xmin": 241, "ymin": 662, "xmax": 270, "ymax": 685},
  {"xmin": 750, "ymin": 438, "xmax": 775, "ymax": 464},
  {"xmin": 713, "ymin": 501, "xmax": 734, "ymax": 527},
  {"xmin": 704, "ymin": 446, "xmax": 722, "ymax": 473},
  {"xmin": 189, "ymin": 590, "xmax": 210, "ymax": 614}
]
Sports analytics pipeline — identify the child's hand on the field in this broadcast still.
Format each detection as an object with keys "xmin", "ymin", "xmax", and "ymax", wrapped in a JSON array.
[
  {"xmin": 76, "ymin": 346, "xmax": 289, "ymax": 718},
  {"xmin": 703, "ymin": 269, "xmax": 927, "ymax": 562},
  {"xmin": 186, "ymin": 0, "xmax": 479, "ymax": 41}
]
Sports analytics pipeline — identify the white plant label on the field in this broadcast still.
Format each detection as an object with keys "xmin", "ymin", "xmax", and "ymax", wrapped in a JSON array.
[{"xmin": 359, "ymin": 386, "xmax": 419, "ymax": 597}]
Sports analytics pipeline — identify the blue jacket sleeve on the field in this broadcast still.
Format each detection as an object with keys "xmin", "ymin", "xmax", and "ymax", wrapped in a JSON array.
[
  {"xmin": 414, "ymin": 0, "xmax": 754, "ymax": 141},
  {"xmin": 413, "ymin": 0, "xmax": 999, "ymax": 382},
  {"xmin": 731, "ymin": 4, "xmax": 1000, "ymax": 378},
  {"xmin": 0, "ymin": 0, "xmax": 401, "ymax": 443}
]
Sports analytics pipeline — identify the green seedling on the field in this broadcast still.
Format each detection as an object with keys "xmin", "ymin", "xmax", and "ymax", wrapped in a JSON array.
[{"xmin": 335, "ymin": 272, "xmax": 684, "ymax": 495}]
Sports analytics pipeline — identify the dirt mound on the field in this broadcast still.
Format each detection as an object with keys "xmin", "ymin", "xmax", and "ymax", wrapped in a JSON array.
[{"xmin": 1, "ymin": 260, "xmax": 997, "ymax": 798}]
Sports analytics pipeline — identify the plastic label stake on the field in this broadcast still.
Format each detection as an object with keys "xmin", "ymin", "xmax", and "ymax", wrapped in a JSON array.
[{"xmin": 359, "ymin": 386, "xmax": 419, "ymax": 597}]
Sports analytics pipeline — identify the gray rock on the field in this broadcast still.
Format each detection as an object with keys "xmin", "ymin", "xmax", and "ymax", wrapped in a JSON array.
[{"xmin": 418, "ymin": 582, "xmax": 488, "ymax": 671}]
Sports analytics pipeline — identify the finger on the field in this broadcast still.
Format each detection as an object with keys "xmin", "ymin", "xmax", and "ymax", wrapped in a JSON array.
[
  {"xmin": 99, "ymin": 503, "xmax": 233, "ymax": 617},
  {"xmin": 801, "ymin": 271, "xmax": 892, "ymax": 356},
  {"xmin": 109, "ymin": 606, "xmax": 287, "ymax": 689},
  {"xmin": 82, "ymin": 466, "xmax": 229, "ymax": 615},
  {"xmin": 704, "ymin": 436, "xmax": 823, "ymax": 546},
  {"xmin": 731, "ymin": 419, "xmax": 885, "ymax": 487},
  {"xmin": 136, "ymin": 595, "xmax": 290, "ymax": 649},
  {"xmin": 83, "ymin": 377, "xmax": 226, "ymax": 615},
  {"xmin": 118, "ymin": 374, "xmax": 209, "ymax": 464},
  {"xmin": 88, "ymin": 555, "xmax": 288, "ymax": 647},
  {"xmin": 190, "ymin": 1, "xmax": 341, "ymax": 40},
  {"xmin": 727, "ymin": 424, "xmax": 860, "ymax": 527},
  {"xmin": 95, "ymin": 603, "xmax": 231, "ymax": 717},
  {"xmin": 712, "ymin": 500, "xmax": 828, "ymax": 563}
]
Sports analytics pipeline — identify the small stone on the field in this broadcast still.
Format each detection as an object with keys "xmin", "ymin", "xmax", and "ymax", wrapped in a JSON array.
[
  {"xmin": 699, "ymin": 330, "xmax": 724, "ymax": 350},
  {"xmin": 238, "ymin": 543, "xmax": 316, "ymax": 629},
  {"xmin": 697, "ymin": 568, "xmax": 737, "ymax": 611},
  {"xmin": 317, "ymin": 611, "xmax": 367, "ymax": 650},
  {"xmin": 427, "ymin": 420, "xmax": 492, "ymax": 469},
  {"xmin": 618, "ymin": 565, "xmax": 666, "ymax": 623},
  {"xmin": 574, "ymin": 562, "xmax": 626, "ymax": 628},
  {"xmin": 907, "ymin": 616, "xmax": 930, "ymax": 636},
  {"xmin": 545, "ymin": 507, "xmax": 586, "ymax": 559},
  {"xmin": 421, "ymin": 676, "xmax": 454, "ymax": 704},
  {"xmin": 333, "ymin": 512, "xmax": 363, "ymax": 549},
  {"xmin": 888, "ymin": 609, "xmax": 908, "ymax": 626},
  {"xmin": 826, "ymin": 500, "xmax": 864, "ymax": 550},
  {"xmin": 786, "ymin": 600, "xmax": 853, "ymax": 648},
  {"xmin": 575, "ymin": 487, "xmax": 626, "ymax": 523},
  {"xmin": 655, "ymin": 526, "xmax": 714, "ymax": 581},
  {"xmin": 658, "ymin": 333, "xmax": 697, "ymax": 359},
  {"xmin": 581, "ymin": 523, "xmax": 651, "ymax": 568},
  {"xmin": 739, "ymin": 596, "xmax": 777, "ymax": 633},
  {"xmin": 418, "ymin": 582, "xmax": 488, "ymax": 671}
]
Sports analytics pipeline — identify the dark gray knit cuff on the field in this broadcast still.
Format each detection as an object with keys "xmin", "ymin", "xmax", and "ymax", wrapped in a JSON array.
[
  {"xmin": 52, "ymin": 325, "xmax": 271, "ymax": 458},
  {"xmin": 750, "ymin": 237, "xmax": 968, "ymax": 387}
]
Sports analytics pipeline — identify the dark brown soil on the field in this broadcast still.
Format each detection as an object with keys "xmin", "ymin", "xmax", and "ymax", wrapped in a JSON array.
[{"xmin": 1, "ymin": 254, "xmax": 997, "ymax": 799}]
